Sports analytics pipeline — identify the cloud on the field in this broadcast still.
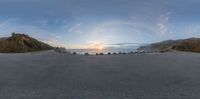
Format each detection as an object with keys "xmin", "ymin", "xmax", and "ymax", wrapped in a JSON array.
[
  {"xmin": 68, "ymin": 23, "xmax": 81, "ymax": 33},
  {"xmin": 157, "ymin": 12, "xmax": 171, "ymax": 35},
  {"xmin": 108, "ymin": 42, "xmax": 141, "ymax": 46},
  {"xmin": 0, "ymin": 0, "xmax": 199, "ymax": 49},
  {"xmin": 0, "ymin": 18, "xmax": 18, "ymax": 28},
  {"xmin": 0, "ymin": 17, "xmax": 65, "ymax": 44}
]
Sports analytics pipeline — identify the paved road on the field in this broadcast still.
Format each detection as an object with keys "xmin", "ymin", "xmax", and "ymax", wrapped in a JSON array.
[{"xmin": 0, "ymin": 51, "xmax": 200, "ymax": 99}]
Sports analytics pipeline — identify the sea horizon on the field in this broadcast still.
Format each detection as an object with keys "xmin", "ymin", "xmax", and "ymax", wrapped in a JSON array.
[{"xmin": 67, "ymin": 48, "xmax": 137, "ymax": 55}]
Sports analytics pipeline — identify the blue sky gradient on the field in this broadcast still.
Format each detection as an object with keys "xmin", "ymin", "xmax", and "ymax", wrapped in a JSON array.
[{"xmin": 0, "ymin": 0, "xmax": 200, "ymax": 48}]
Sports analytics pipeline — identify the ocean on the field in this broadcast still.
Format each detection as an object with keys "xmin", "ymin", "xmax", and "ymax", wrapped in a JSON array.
[{"xmin": 67, "ymin": 48, "xmax": 137, "ymax": 55}]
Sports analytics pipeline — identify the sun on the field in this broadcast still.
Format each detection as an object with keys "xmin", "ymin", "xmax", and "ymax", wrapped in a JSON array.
[
  {"xmin": 87, "ymin": 41, "xmax": 105, "ymax": 50},
  {"xmin": 98, "ymin": 46, "xmax": 104, "ymax": 50},
  {"xmin": 94, "ymin": 43, "xmax": 105, "ymax": 50}
]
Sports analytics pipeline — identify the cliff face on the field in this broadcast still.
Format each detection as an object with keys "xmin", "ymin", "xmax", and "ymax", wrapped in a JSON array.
[
  {"xmin": 138, "ymin": 38, "xmax": 200, "ymax": 53},
  {"xmin": 0, "ymin": 33, "xmax": 53, "ymax": 53}
]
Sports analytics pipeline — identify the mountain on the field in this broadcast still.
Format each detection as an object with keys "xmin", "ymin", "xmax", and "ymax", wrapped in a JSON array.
[
  {"xmin": 0, "ymin": 33, "xmax": 54, "ymax": 53},
  {"xmin": 138, "ymin": 38, "xmax": 200, "ymax": 53}
]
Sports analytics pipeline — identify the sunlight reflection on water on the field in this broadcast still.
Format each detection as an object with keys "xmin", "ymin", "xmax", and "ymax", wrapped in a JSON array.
[{"xmin": 67, "ymin": 48, "xmax": 136, "ymax": 55}]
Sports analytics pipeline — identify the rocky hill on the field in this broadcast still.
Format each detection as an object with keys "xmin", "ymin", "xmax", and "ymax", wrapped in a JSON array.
[
  {"xmin": 0, "ymin": 33, "xmax": 54, "ymax": 53},
  {"xmin": 138, "ymin": 38, "xmax": 200, "ymax": 53}
]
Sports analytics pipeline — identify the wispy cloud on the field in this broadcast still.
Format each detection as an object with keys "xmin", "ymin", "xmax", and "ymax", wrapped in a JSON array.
[
  {"xmin": 107, "ymin": 42, "xmax": 141, "ymax": 46},
  {"xmin": 68, "ymin": 23, "xmax": 81, "ymax": 32},
  {"xmin": 0, "ymin": 18, "xmax": 18, "ymax": 28},
  {"xmin": 0, "ymin": 0, "xmax": 200, "ymax": 49},
  {"xmin": 157, "ymin": 12, "xmax": 171, "ymax": 35}
]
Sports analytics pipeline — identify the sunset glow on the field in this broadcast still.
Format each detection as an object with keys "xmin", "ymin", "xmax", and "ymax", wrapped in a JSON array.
[
  {"xmin": 0, "ymin": 0, "xmax": 200, "ymax": 49},
  {"xmin": 98, "ymin": 47, "xmax": 104, "ymax": 50},
  {"xmin": 86, "ymin": 41, "xmax": 105, "ymax": 50}
]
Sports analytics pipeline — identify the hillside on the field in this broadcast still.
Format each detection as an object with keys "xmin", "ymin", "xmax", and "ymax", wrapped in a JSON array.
[
  {"xmin": 138, "ymin": 38, "xmax": 200, "ymax": 53},
  {"xmin": 172, "ymin": 38, "xmax": 200, "ymax": 52},
  {"xmin": 0, "ymin": 33, "xmax": 53, "ymax": 53}
]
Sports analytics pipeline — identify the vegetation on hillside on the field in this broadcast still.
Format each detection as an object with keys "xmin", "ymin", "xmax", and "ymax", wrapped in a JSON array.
[{"xmin": 0, "ymin": 33, "xmax": 53, "ymax": 53}]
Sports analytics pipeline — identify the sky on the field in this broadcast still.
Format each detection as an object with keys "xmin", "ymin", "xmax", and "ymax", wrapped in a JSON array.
[{"xmin": 0, "ymin": 0, "xmax": 200, "ymax": 49}]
